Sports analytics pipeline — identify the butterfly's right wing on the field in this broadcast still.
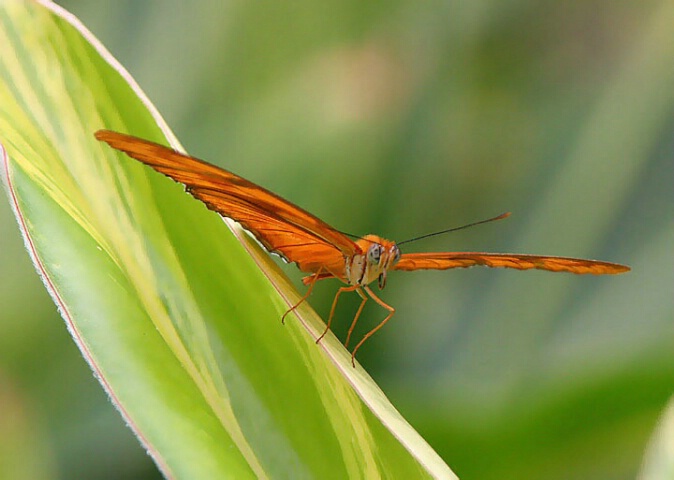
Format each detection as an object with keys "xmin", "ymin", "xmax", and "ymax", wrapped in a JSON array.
[{"xmin": 95, "ymin": 130, "xmax": 357, "ymax": 275}]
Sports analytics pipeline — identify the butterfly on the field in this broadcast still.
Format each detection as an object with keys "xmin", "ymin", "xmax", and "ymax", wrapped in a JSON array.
[{"xmin": 95, "ymin": 130, "xmax": 630, "ymax": 366}]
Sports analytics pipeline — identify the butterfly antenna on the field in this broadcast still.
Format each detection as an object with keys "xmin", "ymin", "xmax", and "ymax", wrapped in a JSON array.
[{"xmin": 397, "ymin": 212, "xmax": 511, "ymax": 246}]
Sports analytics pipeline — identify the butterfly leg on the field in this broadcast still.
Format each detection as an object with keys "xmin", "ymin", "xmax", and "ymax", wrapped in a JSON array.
[
  {"xmin": 344, "ymin": 287, "xmax": 368, "ymax": 348},
  {"xmin": 281, "ymin": 267, "xmax": 323, "ymax": 324},
  {"xmin": 350, "ymin": 285, "xmax": 395, "ymax": 367},
  {"xmin": 316, "ymin": 284, "xmax": 360, "ymax": 344}
]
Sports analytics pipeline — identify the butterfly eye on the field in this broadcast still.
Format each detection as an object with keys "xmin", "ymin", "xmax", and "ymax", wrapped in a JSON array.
[
  {"xmin": 392, "ymin": 245, "xmax": 401, "ymax": 264},
  {"xmin": 367, "ymin": 244, "xmax": 383, "ymax": 265}
]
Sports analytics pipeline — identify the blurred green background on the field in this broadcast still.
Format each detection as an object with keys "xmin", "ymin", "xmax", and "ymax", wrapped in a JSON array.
[{"xmin": 1, "ymin": 1, "xmax": 672, "ymax": 479}]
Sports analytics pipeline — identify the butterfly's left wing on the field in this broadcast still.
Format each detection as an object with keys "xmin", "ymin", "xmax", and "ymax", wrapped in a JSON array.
[{"xmin": 394, "ymin": 252, "xmax": 630, "ymax": 274}]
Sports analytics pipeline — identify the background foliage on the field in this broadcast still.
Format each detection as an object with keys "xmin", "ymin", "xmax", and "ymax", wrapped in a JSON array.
[{"xmin": 1, "ymin": 1, "xmax": 672, "ymax": 479}]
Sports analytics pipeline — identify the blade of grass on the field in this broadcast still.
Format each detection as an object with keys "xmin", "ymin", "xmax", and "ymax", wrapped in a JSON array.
[{"xmin": 0, "ymin": 1, "xmax": 455, "ymax": 478}]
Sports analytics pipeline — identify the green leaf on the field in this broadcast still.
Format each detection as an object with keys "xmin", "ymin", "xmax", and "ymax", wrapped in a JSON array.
[
  {"xmin": 0, "ymin": 1, "xmax": 455, "ymax": 478},
  {"xmin": 638, "ymin": 395, "xmax": 674, "ymax": 480}
]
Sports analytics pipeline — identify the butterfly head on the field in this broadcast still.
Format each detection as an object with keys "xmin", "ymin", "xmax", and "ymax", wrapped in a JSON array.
[{"xmin": 348, "ymin": 235, "xmax": 401, "ymax": 289}]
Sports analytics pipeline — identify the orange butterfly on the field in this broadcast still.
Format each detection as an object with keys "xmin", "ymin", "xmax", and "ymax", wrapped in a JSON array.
[{"xmin": 95, "ymin": 130, "xmax": 630, "ymax": 366}]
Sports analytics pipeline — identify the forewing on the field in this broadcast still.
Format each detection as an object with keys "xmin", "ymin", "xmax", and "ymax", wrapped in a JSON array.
[
  {"xmin": 394, "ymin": 252, "xmax": 630, "ymax": 275},
  {"xmin": 95, "ymin": 130, "xmax": 357, "ymax": 273}
]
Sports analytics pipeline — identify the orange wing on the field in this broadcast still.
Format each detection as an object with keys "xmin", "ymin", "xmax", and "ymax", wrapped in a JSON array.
[
  {"xmin": 95, "ymin": 130, "xmax": 357, "ymax": 275},
  {"xmin": 394, "ymin": 252, "xmax": 630, "ymax": 274}
]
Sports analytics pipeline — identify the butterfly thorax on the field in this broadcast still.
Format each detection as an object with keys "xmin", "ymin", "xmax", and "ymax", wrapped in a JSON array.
[{"xmin": 345, "ymin": 235, "xmax": 401, "ymax": 289}]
